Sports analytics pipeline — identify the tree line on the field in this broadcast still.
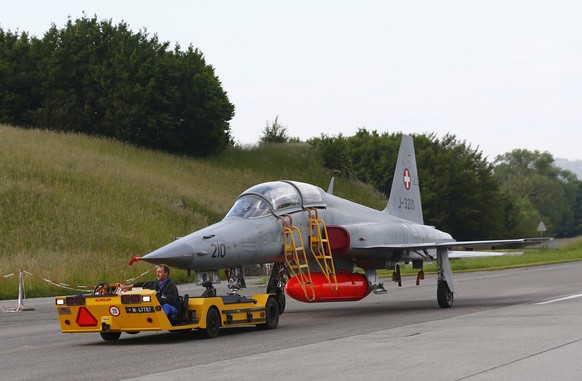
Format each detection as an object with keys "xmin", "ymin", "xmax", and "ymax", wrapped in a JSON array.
[
  {"xmin": 0, "ymin": 15, "xmax": 234, "ymax": 156},
  {"xmin": 307, "ymin": 129, "xmax": 582, "ymax": 240}
]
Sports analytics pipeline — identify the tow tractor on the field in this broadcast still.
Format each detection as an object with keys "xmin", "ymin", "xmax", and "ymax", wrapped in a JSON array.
[{"xmin": 54, "ymin": 281, "xmax": 280, "ymax": 341}]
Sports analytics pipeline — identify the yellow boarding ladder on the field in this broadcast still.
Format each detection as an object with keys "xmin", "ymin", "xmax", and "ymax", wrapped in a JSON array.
[
  {"xmin": 307, "ymin": 208, "xmax": 338, "ymax": 292},
  {"xmin": 281, "ymin": 215, "xmax": 315, "ymax": 302}
]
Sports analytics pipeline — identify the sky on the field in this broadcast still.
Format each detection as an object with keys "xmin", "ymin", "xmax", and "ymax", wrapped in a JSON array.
[{"xmin": 2, "ymin": 1, "xmax": 581, "ymax": 161}]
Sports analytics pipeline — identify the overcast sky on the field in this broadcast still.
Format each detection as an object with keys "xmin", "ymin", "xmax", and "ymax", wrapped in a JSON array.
[{"xmin": 2, "ymin": 1, "xmax": 581, "ymax": 161}]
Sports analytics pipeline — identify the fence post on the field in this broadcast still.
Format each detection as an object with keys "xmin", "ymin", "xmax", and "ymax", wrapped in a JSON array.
[{"xmin": 16, "ymin": 269, "xmax": 35, "ymax": 312}]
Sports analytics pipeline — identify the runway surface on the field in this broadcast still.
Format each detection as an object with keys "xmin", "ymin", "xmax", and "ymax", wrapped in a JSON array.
[{"xmin": 1, "ymin": 262, "xmax": 581, "ymax": 380}]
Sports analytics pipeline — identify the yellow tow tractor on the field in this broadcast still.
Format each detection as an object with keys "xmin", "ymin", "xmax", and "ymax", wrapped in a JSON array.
[{"xmin": 55, "ymin": 281, "xmax": 280, "ymax": 341}]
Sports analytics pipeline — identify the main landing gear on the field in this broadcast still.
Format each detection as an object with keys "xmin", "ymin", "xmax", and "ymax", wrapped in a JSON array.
[
  {"xmin": 437, "ymin": 280, "xmax": 454, "ymax": 308},
  {"xmin": 436, "ymin": 248, "xmax": 455, "ymax": 308}
]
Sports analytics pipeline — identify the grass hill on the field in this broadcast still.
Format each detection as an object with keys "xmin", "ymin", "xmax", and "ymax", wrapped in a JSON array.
[
  {"xmin": 0, "ymin": 125, "xmax": 386, "ymax": 299},
  {"xmin": 3, "ymin": 125, "xmax": 581, "ymax": 301}
]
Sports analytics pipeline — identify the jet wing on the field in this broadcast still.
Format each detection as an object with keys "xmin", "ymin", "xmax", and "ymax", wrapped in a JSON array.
[
  {"xmin": 351, "ymin": 238, "xmax": 551, "ymax": 257},
  {"xmin": 447, "ymin": 251, "xmax": 507, "ymax": 258}
]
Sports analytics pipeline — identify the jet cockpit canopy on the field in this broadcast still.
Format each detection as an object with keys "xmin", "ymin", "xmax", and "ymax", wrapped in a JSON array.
[{"xmin": 226, "ymin": 181, "xmax": 327, "ymax": 219}]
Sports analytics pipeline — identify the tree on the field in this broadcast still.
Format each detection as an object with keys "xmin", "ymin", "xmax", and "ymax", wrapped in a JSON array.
[
  {"xmin": 260, "ymin": 116, "xmax": 289, "ymax": 144},
  {"xmin": 413, "ymin": 133, "xmax": 505, "ymax": 239},
  {"xmin": 311, "ymin": 130, "xmax": 505, "ymax": 240},
  {"xmin": 0, "ymin": 29, "xmax": 41, "ymax": 126},
  {"xmin": 309, "ymin": 133, "xmax": 355, "ymax": 178},
  {"xmin": 494, "ymin": 149, "xmax": 581, "ymax": 237},
  {"xmin": 0, "ymin": 15, "xmax": 235, "ymax": 156}
]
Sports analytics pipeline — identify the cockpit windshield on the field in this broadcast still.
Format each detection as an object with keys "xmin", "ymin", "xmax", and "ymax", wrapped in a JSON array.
[
  {"xmin": 226, "ymin": 195, "xmax": 272, "ymax": 219},
  {"xmin": 243, "ymin": 182, "xmax": 301, "ymax": 211},
  {"xmin": 225, "ymin": 181, "xmax": 327, "ymax": 219}
]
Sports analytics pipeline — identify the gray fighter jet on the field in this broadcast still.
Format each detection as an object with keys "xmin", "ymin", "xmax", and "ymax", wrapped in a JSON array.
[{"xmin": 134, "ymin": 135, "xmax": 547, "ymax": 310}]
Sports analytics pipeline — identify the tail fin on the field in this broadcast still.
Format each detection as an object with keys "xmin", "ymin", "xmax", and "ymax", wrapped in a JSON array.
[{"xmin": 385, "ymin": 134, "xmax": 424, "ymax": 224}]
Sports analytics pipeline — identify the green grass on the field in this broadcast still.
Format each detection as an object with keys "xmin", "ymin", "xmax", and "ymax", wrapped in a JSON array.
[
  {"xmin": 0, "ymin": 125, "xmax": 384, "ymax": 299},
  {"xmin": 1, "ymin": 125, "xmax": 581, "ymax": 300}
]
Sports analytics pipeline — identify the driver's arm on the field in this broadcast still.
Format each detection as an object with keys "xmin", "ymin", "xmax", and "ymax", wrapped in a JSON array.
[{"xmin": 120, "ymin": 281, "xmax": 145, "ymax": 292}]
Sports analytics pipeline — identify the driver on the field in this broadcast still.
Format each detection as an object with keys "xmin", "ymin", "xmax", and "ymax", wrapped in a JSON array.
[{"xmin": 121, "ymin": 264, "xmax": 179, "ymax": 316}]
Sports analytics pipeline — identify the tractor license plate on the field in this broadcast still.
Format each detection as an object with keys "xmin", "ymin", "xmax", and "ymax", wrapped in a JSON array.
[{"xmin": 125, "ymin": 306, "xmax": 155, "ymax": 313}]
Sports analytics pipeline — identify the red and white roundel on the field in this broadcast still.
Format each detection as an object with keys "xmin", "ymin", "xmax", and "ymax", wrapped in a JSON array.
[
  {"xmin": 109, "ymin": 306, "xmax": 120, "ymax": 316},
  {"xmin": 403, "ymin": 168, "xmax": 411, "ymax": 190}
]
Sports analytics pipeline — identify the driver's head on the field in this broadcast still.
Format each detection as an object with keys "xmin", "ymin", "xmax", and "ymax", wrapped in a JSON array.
[{"xmin": 156, "ymin": 264, "xmax": 170, "ymax": 282}]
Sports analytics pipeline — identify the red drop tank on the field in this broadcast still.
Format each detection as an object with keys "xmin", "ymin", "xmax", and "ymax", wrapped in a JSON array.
[{"xmin": 285, "ymin": 272, "xmax": 371, "ymax": 303}]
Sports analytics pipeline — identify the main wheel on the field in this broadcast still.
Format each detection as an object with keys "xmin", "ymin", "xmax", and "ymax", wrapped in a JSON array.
[
  {"xmin": 199, "ymin": 307, "xmax": 220, "ymax": 339},
  {"xmin": 257, "ymin": 296, "xmax": 279, "ymax": 330},
  {"xmin": 100, "ymin": 332, "xmax": 121, "ymax": 341},
  {"xmin": 437, "ymin": 281, "xmax": 454, "ymax": 308}
]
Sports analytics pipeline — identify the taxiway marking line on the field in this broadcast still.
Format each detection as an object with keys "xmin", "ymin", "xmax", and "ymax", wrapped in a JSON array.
[{"xmin": 535, "ymin": 293, "xmax": 582, "ymax": 305}]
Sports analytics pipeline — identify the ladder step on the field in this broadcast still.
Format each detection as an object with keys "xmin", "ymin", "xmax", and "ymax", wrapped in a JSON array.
[{"xmin": 308, "ymin": 215, "xmax": 338, "ymax": 293}]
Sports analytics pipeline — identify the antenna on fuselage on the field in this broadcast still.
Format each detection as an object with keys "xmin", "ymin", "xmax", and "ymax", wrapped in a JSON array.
[{"xmin": 327, "ymin": 177, "xmax": 335, "ymax": 195}]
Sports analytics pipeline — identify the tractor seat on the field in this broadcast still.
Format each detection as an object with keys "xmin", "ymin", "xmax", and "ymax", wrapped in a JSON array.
[{"xmin": 168, "ymin": 294, "xmax": 190, "ymax": 325}]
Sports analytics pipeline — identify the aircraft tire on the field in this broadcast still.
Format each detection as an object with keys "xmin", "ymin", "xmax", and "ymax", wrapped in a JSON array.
[
  {"xmin": 437, "ymin": 281, "xmax": 454, "ymax": 308},
  {"xmin": 276, "ymin": 288, "xmax": 286, "ymax": 314},
  {"xmin": 100, "ymin": 332, "xmax": 121, "ymax": 341},
  {"xmin": 257, "ymin": 296, "xmax": 279, "ymax": 330},
  {"xmin": 199, "ymin": 307, "xmax": 220, "ymax": 339}
]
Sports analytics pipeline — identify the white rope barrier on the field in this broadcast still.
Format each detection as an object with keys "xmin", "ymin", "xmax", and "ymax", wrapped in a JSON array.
[{"xmin": 0, "ymin": 267, "xmax": 155, "ymax": 313}]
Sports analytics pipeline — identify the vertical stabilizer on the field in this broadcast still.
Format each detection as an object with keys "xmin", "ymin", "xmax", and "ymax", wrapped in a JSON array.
[{"xmin": 384, "ymin": 135, "xmax": 424, "ymax": 224}]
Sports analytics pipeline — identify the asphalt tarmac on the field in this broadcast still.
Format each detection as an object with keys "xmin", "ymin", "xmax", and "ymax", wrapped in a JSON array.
[{"xmin": 1, "ymin": 262, "xmax": 581, "ymax": 380}]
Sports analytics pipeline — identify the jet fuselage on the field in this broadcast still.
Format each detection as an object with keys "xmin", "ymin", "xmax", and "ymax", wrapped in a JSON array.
[{"xmin": 142, "ymin": 186, "xmax": 452, "ymax": 273}]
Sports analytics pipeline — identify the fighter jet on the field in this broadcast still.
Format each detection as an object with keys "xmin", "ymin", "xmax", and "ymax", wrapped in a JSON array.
[{"xmin": 133, "ymin": 134, "xmax": 548, "ymax": 310}]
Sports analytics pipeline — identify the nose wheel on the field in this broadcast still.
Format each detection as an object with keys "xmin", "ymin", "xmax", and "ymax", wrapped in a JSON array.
[
  {"xmin": 225, "ymin": 267, "xmax": 246, "ymax": 295},
  {"xmin": 266, "ymin": 262, "xmax": 287, "ymax": 314}
]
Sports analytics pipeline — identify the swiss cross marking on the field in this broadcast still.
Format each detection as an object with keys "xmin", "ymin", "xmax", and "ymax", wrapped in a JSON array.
[{"xmin": 403, "ymin": 168, "xmax": 411, "ymax": 190}]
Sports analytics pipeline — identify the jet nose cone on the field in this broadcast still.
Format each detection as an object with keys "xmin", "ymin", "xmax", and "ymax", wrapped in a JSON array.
[{"xmin": 142, "ymin": 241, "xmax": 194, "ymax": 269}]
